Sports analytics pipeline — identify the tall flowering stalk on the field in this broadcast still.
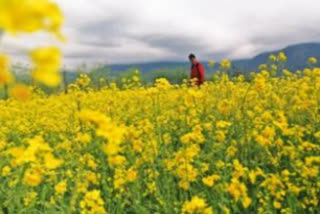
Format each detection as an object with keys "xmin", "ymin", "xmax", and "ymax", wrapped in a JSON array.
[{"xmin": 0, "ymin": 0, "xmax": 64, "ymax": 100}]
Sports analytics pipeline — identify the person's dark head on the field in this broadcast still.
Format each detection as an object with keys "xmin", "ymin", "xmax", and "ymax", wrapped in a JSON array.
[{"xmin": 188, "ymin": 53, "xmax": 197, "ymax": 64}]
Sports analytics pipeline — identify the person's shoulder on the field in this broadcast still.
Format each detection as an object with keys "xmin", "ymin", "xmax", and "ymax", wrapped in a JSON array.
[{"xmin": 198, "ymin": 62, "xmax": 204, "ymax": 67}]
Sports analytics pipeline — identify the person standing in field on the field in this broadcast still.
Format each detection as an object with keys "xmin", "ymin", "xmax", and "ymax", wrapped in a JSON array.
[{"xmin": 189, "ymin": 54, "xmax": 205, "ymax": 86}]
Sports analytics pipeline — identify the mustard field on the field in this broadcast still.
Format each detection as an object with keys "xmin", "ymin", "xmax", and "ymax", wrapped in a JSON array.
[{"xmin": 0, "ymin": 69, "xmax": 320, "ymax": 214}]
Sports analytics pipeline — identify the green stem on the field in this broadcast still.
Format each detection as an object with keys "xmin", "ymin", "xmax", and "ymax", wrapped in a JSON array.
[
  {"xmin": 3, "ymin": 84, "xmax": 8, "ymax": 100},
  {"xmin": 63, "ymin": 69, "xmax": 68, "ymax": 94}
]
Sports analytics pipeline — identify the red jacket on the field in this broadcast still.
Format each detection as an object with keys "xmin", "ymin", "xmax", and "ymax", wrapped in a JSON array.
[{"xmin": 190, "ymin": 62, "xmax": 205, "ymax": 86}]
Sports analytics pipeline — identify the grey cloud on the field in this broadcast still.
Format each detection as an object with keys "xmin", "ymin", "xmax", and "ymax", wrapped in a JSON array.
[
  {"xmin": 247, "ymin": 26, "xmax": 320, "ymax": 55},
  {"xmin": 132, "ymin": 33, "xmax": 232, "ymax": 61},
  {"xmin": 77, "ymin": 16, "xmax": 131, "ymax": 41},
  {"xmin": 64, "ymin": 52, "xmax": 103, "ymax": 59},
  {"xmin": 67, "ymin": 16, "xmax": 134, "ymax": 54},
  {"xmin": 137, "ymin": 34, "xmax": 208, "ymax": 55},
  {"xmin": 79, "ymin": 17, "xmax": 128, "ymax": 37},
  {"xmin": 0, "ymin": 41, "xmax": 26, "ymax": 56},
  {"xmin": 3, "ymin": 0, "xmax": 320, "ymax": 67},
  {"xmin": 251, "ymin": 28, "xmax": 319, "ymax": 46},
  {"xmin": 77, "ymin": 38, "xmax": 120, "ymax": 48}
]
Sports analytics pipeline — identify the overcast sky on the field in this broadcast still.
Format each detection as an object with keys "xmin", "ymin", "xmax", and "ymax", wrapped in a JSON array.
[{"xmin": 1, "ymin": 0, "xmax": 320, "ymax": 67}]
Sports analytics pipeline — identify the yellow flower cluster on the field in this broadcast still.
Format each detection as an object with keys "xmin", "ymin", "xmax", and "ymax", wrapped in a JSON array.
[
  {"xmin": 181, "ymin": 196, "xmax": 213, "ymax": 214},
  {"xmin": 208, "ymin": 60, "xmax": 215, "ymax": 68},
  {"xmin": 0, "ymin": 0, "xmax": 64, "ymax": 96},
  {"xmin": 308, "ymin": 57, "xmax": 318, "ymax": 65},
  {"xmin": 79, "ymin": 190, "xmax": 106, "ymax": 214},
  {"xmin": 220, "ymin": 59, "xmax": 231, "ymax": 69},
  {"xmin": 0, "ymin": 54, "xmax": 13, "ymax": 85},
  {"xmin": 30, "ymin": 47, "xmax": 62, "ymax": 87},
  {"xmin": 0, "ymin": 0, "xmax": 63, "ymax": 37}
]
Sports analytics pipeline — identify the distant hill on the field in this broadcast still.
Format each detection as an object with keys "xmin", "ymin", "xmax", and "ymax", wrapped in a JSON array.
[
  {"xmin": 233, "ymin": 43, "xmax": 320, "ymax": 72},
  {"xmin": 60, "ymin": 42, "xmax": 320, "ymax": 83},
  {"xmin": 107, "ymin": 42, "xmax": 320, "ymax": 74},
  {"xmin": 108, "ymin": 61, "xmax": 189, "ymax": 77}
]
